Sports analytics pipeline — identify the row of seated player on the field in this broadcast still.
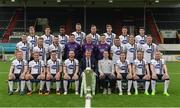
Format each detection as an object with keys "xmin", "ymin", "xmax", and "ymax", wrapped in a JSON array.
[{"xmin": 8, "ymin": 50, "xmax": 170, "ymax": 96}]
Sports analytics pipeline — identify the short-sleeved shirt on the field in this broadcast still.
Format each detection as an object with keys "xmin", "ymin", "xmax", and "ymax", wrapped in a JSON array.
[
  {"xmin": 48, "ymin": 43, "xmax": 63, "ymax": 59},
  {"xmin": 41, "ymin": 35, "xmax": 54, "ymax": 47},
  {"xmin": 72, "ymin": 31, "xmax": 86, "ymax": 45},
  {"xmin": 134, "ymin": 59, "xmax": 147, "ymax": 75},
  {"xmin": 150, "ymin": 59, "xmax": 165, "ymax": 75},
  {"xmin": 29, "ymin": 60, "xmax": 44, "ymax": 74},
  {"xmin": 33, "ymin": 46, "xmax": 48, "ymax": 63},
  {"xmin": 119, "ymin": 35, "xmax": 129, "ymax": 45},
  {"xmin": 64, "ymin": 59, "xmax": 79, "ymax": 74},
  {"xmin": 124, "ymin": 43, "xmax": 138, "ymax": 63},
  {"xmin": 47, "ymin": 59, "xmax": 62, "ymax": 74},
  {"xmin": 111, "ymin": 45, "xmax": 124, "ymax": 64},
  {"xmin": 27, "ymin": 35, "xmax": 39, "ymax": 49},
  {"xmin": 104, "ymin": 32, "xmax": 116, "ymax": 46},
  {"xmin": 116, "ymin": 60, "xmax": 130, "ymax": 73},
  {"xmin": 58, "ymin": 35, "xmax": 69, "ymax": 49},
  {"xmin": 90, "ymin": 33, "xmax": 100, "ymax": 45},
  {"xmin": 11, "ymin": 59, "xmax": 27, "ymax": 74},
  {"xmin": 135, "ymin": 35, "xmax": 147, "ymax": 49}
]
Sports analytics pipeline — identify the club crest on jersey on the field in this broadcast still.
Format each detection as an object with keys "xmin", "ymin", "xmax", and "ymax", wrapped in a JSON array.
[
  {"xmin": 155, "ymin": 64, "xmax": 161, "ymax": 69},
  {"xmin": 139, "ymin": 40, "xmax": 145, "ymax": 44},
  {"xmin": 51, "ymin": 65, "xmax": 57, "ymax": 69},
  {"xmin": 146, "ymin": 49, "xmax": 153, "ymax": 53},
  {"xmin": 120, "ymin": 66, "xmax": 126, "ymax": 70},
  {"xmin": 115, "ymin": 50, "xmax": 121, "ymax": 55},
  {"xmin": 21, "ymin": 47, "xmax": 27, "ymax": 51},
  {"xmin": 68, "ymin": 65, "xmax": 74, "ymax": 69},
  {"xmin": 129, "ymin": 48, "xmax": 135, "ymax": 52},
  {"xmin": 16, "ymin": 65, "xmax": 23, "ymax": 69},
  {"xmin": 137, "ymin": 64, "xmax": 143, "ymax": 68},
  {"xmin": 33, "ymin": 65, "xmax": 40, "ymax": 69}
]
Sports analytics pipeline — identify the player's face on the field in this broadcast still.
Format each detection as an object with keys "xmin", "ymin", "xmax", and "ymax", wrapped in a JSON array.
[
  {"xmin": 16, "ymin": 52, "xmax": 23, "ymax": 60},
  {"xmin": 147, "ymin": 36, "xmax": 152, "ymax": 44},
  {"xmin": 120, "ymin": 53, "xmax": 126, "ymax": 61},
  {"xmin": 114, "ymin": 39, "xmax": 120, "ymax": 46},
  {"xmin": 51, "ymin": 53, "xmax": 57, "ymax": 60},
  {"xmin": 76, "ymin": 25, "xmax": 81, "ymax": 31},
  {"xmin": 91, "ymin": 27, "xmax": 96, "ymax": 33},
  {"xmin": 69, "ymin": 36, "xmax": 75, "ymax": 42},
  {"xmin": 122, "ymin": 28, "xmax": 128, "ymax": 35},
  {"xmin": 69, "ymin": 51, "xmax": 75, "ymax": 58},
  {"xmin": 85, "ymin": 51, "xmax": 91, "ymax": 58},
  {"xmin": 29, "ymin": 27, "xmax": 35, "ymax": 34},
  {"xmin": 86, "ymin": 35, "xmax": 92, "ymax": 43},
  {"xmin": 155, "ymin": 52, "xmax": 161, "ymax": 60},
  {"xmin": 103, "ymin": 51, "xmax": 109, "ymax": 58},
  {"xmin": 21, "ymin": 36, "xmax": 27, "ymax": 42},
  {"xmin": 33, "ymin": 53, "xmax": 39, "ymax": 60},
  {"xmin": 59, "ymin": 28, "xmax": 65, "ymax": 34},
  {"xmin": 38, "ymin": 39, "xmax": 43, "ymax": 46},
  {"xmin": 139, "ymin": 29, "xmax": 145, "ymax": 35},
  {"xmin": 53, "ymin": 37, "xmax": 59, "ymax": 44},
  {"xmin": 129, "ymin": 36, "xmax": 135, "ymax": 43},
  {"xmin": 100, "ymin": 36, "xmax": 106, "ymax": 43},
  {"xmin": 137, "ymin": 52, "xmax": 143, "ymax": 60},
  {"xmin": 45, "ymin": 28, "xmax": 51, "ymax": 35},
  {"xmin": 106, "ymin": 27, "xmax": 112, "ymax": 33}
]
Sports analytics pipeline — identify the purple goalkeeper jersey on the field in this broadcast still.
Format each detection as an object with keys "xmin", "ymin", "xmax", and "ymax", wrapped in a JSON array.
[
  {"xmin": 64, "ymin": 42, "xmax": 81, "ymax": 60},
  {"xmin": 82, "ymin": 43, "xmax": 97, "ymax": 59},
  {"xmin": 97, "ymin": 43, "xmax": 111, "ymax": 60}
]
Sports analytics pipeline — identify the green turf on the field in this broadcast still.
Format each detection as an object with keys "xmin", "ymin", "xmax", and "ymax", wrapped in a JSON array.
[{"xmin": 0, "ymin": 61, "xmax": 180, "ymax": 107}]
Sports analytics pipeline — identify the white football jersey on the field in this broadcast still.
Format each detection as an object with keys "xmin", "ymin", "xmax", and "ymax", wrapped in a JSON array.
[
  {"xmin": 151, "ymin": 59, "xmax": 165, "ymax": 75},
  {"xmin": 111, "ymin": 45, "xmax": 124, "ymax": 64},
  {"xmin": 135, "ymin": 35, "xmax": 147, "ymax": 49},
  {"xmin": 64, "ymin": 59, "xmax": 79, "ymax": 74},
  {"xmin": 142, "ymin": 43, "xmax": 157, "ymax": 63},
  {"xmin": 58, "ymin": 35, "xmax": 69, "ymax": 49},
  {"xmin": 16, "ymin": 41, "xmax": 31, "ymax": 61},
  {"xmin": 72, "ymin": 31, "xmax": 86, "ymax": 45},
  {"xmin": 11, "ymin": 59, "xmax": 27, "ymax": 74},
  {"xmin": 29, "ymin": 60, "xmax": 44, "ymax": 74},
  {"xmin": 104, "ymin": 32, "xmax": 116, "ymax": 46},
  {"xmin": 124, "ymin": 43, "xmax": 138, "ymax": 63},
  {"xmin": 134, "ymin": 59, "xmax": 147, "ymax": 75},
  {"xmin": 119, "ymin": 35, "xmax": 129, "ymax": 45},
  {"xmin": 27, "ymin": 35, "xmax": 39, "ymax": 49},
  {"xmin": 41, "ymin": 35, "xmax": 54, "ymax": 47},
  {"xmin": 90, "ymin": 33, "xmax": 100, "ymax": 45},
  {"xmin": 116, "ymin": 60, "xmax": 130, "ymax": 73},
  {"xmin": 47, "ymin": 59, "xmax": 62, "ymax": 74},
  {"xmin": 48, "ymin": 43, "xmax": 63, "ymax": 59},
  {"xmin": 33, "ymin": 46, "xmax": 48, "ymax": 63}
]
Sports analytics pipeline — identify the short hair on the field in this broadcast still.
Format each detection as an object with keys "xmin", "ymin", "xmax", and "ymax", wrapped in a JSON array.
[
  {"xmin": 69, "ymin": 34, "xmax": 75, "ymax": 37},
  {"xmin": 76, "ymin": 23, "xmax": 81, "ymax": 26},
  {"xmin": 54, "ymin": 35, "xmax": 59, "ymax": 38},
  {"xmin": 122, "ymin": 26, "xmax": 128, "ymax": 29},
  {"xmin": 29, "ymin": 26, "xmax": 35, "ymax": 29},
  {"xmin": 59, "ymin": 25, "xmax": 65, "ymax": 29},
  {"xmin": 106, "ymin": 24, "xmax": 112, "ymax": 28},
  {"xmin": 85, "ymin": 50, "xmax": 92, "ymax": 53},
  {"xmin": 38, "ymin": 37, "xmax": 44, "ymax": 40},
  {"xmin": 100, "ymin": 34, "xmax": 106, "ymax": 37},
  {"xmin": 147, "ymin": 34, "xmax": 152, "ymax": 38},
  {"xmin": 91, "ymin": 24, "xmax": 96, "ymax": 28},
  {"xmin": 15, "ymin": 50, "xmax": 23, "ymax": 54},
  {"xmin": 44, "ymin": 25, "xmax": 51, "ymax": 30},
  {"xmin": 129, "ymin": 33, "xmax": 135, "ymax": 37},
  {"xmin": 120, "ymin": 51, "xmax": 126, "ymax": 55},
  {"xmin": 114, "ymin": 36, "xmax": 120, "ymax": 39},
  {"xmin": 139, "ymin": 27, "xmax": 145, "ymax": 30},
  {"xmin": 137, "ymin": 50, "xmax": 144, "ymax": 54},
  {"xmin": 51, "ymin": 50, "xmax": 57, "ymax": 54},
  {"xmin": 33, "ymin": 51, "xmax": 39, "ymax": 55}
]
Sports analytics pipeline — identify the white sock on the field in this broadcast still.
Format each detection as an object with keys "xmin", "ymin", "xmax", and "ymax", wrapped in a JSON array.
[
  {"xmin": 151, "ymin": 80, "xmax": 156, "ymax": 92},
  {"xmin": 26, "ymin": 80, "xmax": 32, "ymax": 91},
  {"xmin": 133, "ymin": 81, "xmax": 138, "ymax": 92},
  {"xmin": 63, "ymin": 80, "xmax": 68, "ymax": 92},
  {"xmin": 46, "ymin": 81, "xmax": 51, "ymax": 91},
  {"xmin": 127, "ymin": 80, "xmax": 132, "ymax": 92},
  {"xmin": 20, "ymin": 80, "xmax": 25, "ymax": 92},
  {"xmin": 16, "ymin": 82, "xmax": 20, "ymax": 90},
  {"xmin": 117, "ymin": 80, "xmax": 122, "ymax": 92},
  {"xmin": 164, "ymin": 80, "xmax": 170, "ymax": 93},
  {"xmin": 40, "ymin": 80, "xmax": 45, "ymax": 91},
  {"xmin": 8, "ymin": 80, "xmax": 13, "ymax": 92},
  {"xmin": 75, "ymin": 80, "xmax": 79, "ymax": 92},
  {"xmin": 56, "ymin": 81, "xmax": 60, "ymax": 91},
  {"xmin": 145, "ymin": 81, "xmax": 150, "ymax": 92}
]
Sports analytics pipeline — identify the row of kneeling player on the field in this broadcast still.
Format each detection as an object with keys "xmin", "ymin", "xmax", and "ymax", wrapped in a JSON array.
[{"xmin": 8, "ymin": 49, "xmax": 170, "ymax": 96}]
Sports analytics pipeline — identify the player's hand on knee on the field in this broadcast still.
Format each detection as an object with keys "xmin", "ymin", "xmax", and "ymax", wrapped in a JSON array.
[
  {"xmin": 99, "ymin": 73, "xmax": 104, "ymax": 79},
  {"xmin": 117, "ymin": 73, "xmax": 122, "ymax": 79},
  {"xmin": 55, "ymin": 74, "xmax": 60, "ymax": 80},
  {"xmin": 152, "ymin": 74, "xmax": 158, "ymax": 79},
  {"xmin": 143, "ymin": 75, "xmax": 150, "ymax": 80},
  {"xmin": 8, "ymin": 73, "xmax": 14, "ymax": 79},
  {"xmin": 64, "ymin": 74, "xmax": 70, "ymax": 80},
  {"xmin": 133, "ymin": 75, "xmax": 139, "ymax": 80},
  {"xmin": 46, "ymin": 74, "xmax": 51, "ymax": 80},
  {"xmin": 162, "ymin": 74, "xmax": 169, "ymax": 80},
  {"xmin": 127, "ymin": 74, "xmax": 132, "ymax": 79},
  {"xmin": 72, "ymin": 74, "xmax": 78, "ymax": 80}
]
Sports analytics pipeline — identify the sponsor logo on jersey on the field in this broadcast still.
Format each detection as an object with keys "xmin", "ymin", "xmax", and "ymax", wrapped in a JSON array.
[
  {"xmin": 120, "ymin": 66, "xmax": 126, "ymax": 70},
  {"xmin": 146, "ymin": 49, "xmax": 153, "ymax": 53},
  {"xmin": 106, "ymin": 38, "xmax": 112, "ymax": 43},
  {"xmin": 51, "ymin": 65, "xmax": 57, "ymax": 69},
  {"xmin": 30, "ymin": 40, "xmax": 36, "ymax": 44},
  {"xmin": 76, "ymin": 37, "xmax": 82, "ymax": 42},
  {"xmin": 115, "ymin": 50, "xmax": 121, "ymax": 55},
  {"xmin": 33, "ymin": 65, "xmax": 40, "ymax": 69},
  {"xmin": 155, "ymin": 64, "xmax": 161, "ymax": 69},
  {"xmin": 137, "ymin": 64, "xmax": 143, "ymax": 68},
  {"xmin": 16, "ymin": 65, "xmax": 23, "ymax": 69},
  {"xmin": 68, "ymin": 64, "xmax": 74, "ymax": 69},
  {"xmin": 45, "ymin": 40, "xmax": 51, "ymax": 44},
  {"xmin": 122, "ymin": 40, "xmax": 128, "ymax": 44},
  {"xmin": 139, "ymin": 40, "xmax": 145, "ymax": 44},
  {"xmin": 60, "ymin": 40, "xmax": 67, "ymax": 45},
  {"xmin": 21, "ymin": 47, "xmax": 27, "ymax": 51},
  {"xmin": 129, "ymin": 48, "xmax": 135, "ymax": 52}
]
